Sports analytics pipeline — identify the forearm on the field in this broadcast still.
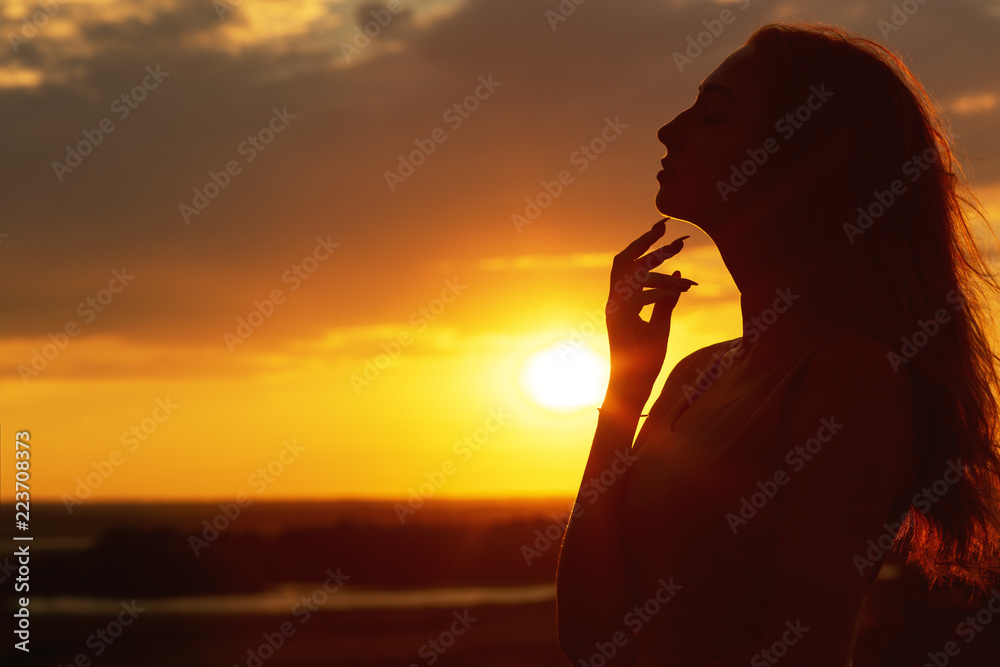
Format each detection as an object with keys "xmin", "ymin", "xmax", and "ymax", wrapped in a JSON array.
[
  {"xmin": 557, "ymin": 217, "xmax": 688, "ymax": 664},
  {"xmin": 556, "ymin": 392, "xmax": 644, "ymax": 664}
]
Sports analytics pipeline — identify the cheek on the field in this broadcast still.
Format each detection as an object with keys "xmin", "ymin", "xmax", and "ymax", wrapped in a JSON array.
[
  {"xmin": 657, "ymin": 122, "xmax": 770, "ymax": 217},
  {"xmin": 705, "ymin": 131, "xmax": 761, "ymax": 179},
  {"xmin": 693, "ymin": 129, "xmax": 772, "ymax": 196}
]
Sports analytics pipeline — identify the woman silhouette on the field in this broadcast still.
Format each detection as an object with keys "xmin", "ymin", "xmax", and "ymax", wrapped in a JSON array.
[{"xmin": 556, "ymin": 22, "xmax": 1000, "ymax": 667}]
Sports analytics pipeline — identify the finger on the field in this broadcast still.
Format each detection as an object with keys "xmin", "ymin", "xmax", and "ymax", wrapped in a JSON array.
[
  {"xmin": 634, "ymin": 236, "xmax": 690, "ymax": 273},
  {"xmin": 633, "ymin": 284, "xmax": 692, "ymax": 307},
  {"xmin": 614, "ymin": 218, "xmax": 670, "ymax": 268},
  {"xmin": 649, "ymin": 271, "xmax": 687, "ymax": 332},
  {"xmin": 649, "ymin": 298, "xmax": 673, "ymax": 336},
  {"xmin": 631, "ymin": 271, "xmax": 698, "ymax": 289}
]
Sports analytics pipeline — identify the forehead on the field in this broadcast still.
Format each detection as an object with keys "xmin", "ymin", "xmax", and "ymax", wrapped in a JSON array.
[{"xmin": 701, "ymin": 44, "xmax": 764, "ymax": 101}]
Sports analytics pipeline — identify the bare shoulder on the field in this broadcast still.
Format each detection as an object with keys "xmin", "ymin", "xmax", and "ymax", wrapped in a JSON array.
[
  {"xmin": 639, "ymin": 339, "xmax": 739, "ymax": 425},
  {"xmin": 664, "ymin": 338, "xmax": 738, "ymax": 388}
]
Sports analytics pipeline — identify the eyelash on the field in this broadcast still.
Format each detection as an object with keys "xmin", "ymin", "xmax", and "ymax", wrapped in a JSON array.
[{"xmin": 695, "ymin": 96, "xmax": 725, "ymax": 123}]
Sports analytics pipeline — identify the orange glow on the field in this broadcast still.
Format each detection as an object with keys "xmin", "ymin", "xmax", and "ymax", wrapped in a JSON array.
[{"xmin": 3, "ymin": 0, "xmax": 998, "ymax": 507}]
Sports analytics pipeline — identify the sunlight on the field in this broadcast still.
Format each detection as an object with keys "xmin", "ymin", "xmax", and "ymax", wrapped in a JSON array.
[{"xmin": 517, "ymin": 342, "xmax": 609, "ymax": 412}]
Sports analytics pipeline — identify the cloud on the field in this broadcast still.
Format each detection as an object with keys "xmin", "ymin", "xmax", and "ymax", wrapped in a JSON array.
[
  {"xmin": 477, "ymin": 253, "xmax": 613, "ymax": 272},
  {"xmin": 949, "ymin": 92, "xmax": 998, "ymax": 115},
  {"xmin": 1, "ymin": 0, "xmax": 997, "ymax": 349}
]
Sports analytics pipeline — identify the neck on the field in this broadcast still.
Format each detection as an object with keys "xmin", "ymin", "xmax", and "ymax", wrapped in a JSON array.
[{"xmin": 713, "ymin": 214, "xmax": 857, "ymax": 356}]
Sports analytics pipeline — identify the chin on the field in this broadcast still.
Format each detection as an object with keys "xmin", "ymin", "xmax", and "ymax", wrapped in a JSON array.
[
  {"xmin": 655, "ymin": 187, "xmax": 696, "ymax": 223},
  {"xmin": 655, "ymin": 183, "xmax": 727, "ymax": 232}
]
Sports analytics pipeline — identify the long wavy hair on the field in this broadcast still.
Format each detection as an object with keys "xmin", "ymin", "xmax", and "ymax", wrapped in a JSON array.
[{"xmin": 744, "ymin": 22, "xmax": 1000, "ymax": 589}]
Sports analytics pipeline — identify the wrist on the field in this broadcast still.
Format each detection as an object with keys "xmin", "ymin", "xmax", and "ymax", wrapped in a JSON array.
[
  {"xmin": 604, "ymin": 378, "xmax": 650, "ymax": 408},
  {"xmin": 598, "ymin": 392, "xmax": 646, "ymax": 419}
]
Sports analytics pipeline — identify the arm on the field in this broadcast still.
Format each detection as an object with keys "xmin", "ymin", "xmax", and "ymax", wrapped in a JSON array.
[
  {"xmin": 556, "ymin": 219, "xmax": 695, "ymax": 664},
  {"xmin": 699, "ymin": 329, "xmax": 918, "ymax": 667},
  {"xmin": 556, "ymin": 402, "xmax": 644, "ymax": 665}
]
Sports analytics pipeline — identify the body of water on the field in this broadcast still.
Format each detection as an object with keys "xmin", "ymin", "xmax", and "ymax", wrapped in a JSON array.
[{"xmin": 28, "ymin": 583, "xmax": 556, "ymax": 615}]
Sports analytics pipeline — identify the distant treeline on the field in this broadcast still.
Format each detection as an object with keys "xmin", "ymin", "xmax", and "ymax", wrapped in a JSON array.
[{"xmin": 33, "ymin": 517, "xmax": 566, "ymax": 598}]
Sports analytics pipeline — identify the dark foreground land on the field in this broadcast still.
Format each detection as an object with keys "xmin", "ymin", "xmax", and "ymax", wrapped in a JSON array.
[
  {"xmin": 15, "ymin": 602, "xmax": 568, "ymax": 667},
  {"xmin": 2, "ymin": 500, "xmax": 999, "ymax": 666},
  {"xmin": 12, "ymin": 592, "xmax": 1000, "ymax": 667}
]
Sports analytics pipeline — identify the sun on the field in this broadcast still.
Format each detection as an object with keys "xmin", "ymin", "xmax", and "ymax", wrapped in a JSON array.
[{"xmin": 518, "ymin": 342, "xmax": 609, "ymax": 412}]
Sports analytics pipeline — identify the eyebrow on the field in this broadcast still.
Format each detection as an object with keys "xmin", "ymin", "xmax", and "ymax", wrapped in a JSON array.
[{"xmin": 698, "ymin": 83, "xmax": 735, "ymax": 104}]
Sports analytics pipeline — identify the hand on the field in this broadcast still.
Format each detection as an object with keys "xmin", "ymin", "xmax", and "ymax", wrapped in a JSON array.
[{"xmin": 604, "ymin": 218, "xmax": 695, "ymax": 409}]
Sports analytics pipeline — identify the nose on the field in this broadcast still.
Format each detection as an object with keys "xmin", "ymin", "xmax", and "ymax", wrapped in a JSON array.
[
  {"xmin": 657, "ymin": 122, "xmax": 671, "ymax": 147},
  {"xmin": 657, "ymin": 111, "xmax": 684, "ymax": 151},
  {"xmin": 657, "ymin": 101, "xmax": 698, "ymax": 157}
]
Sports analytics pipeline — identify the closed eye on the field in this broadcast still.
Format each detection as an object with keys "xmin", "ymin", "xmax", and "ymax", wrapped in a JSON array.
[{"xmin": 698, "ymin": 95, "xmax": 727, "ymax": 123}]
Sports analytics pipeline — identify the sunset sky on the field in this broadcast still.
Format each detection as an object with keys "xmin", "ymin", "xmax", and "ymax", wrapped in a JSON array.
[{"xmin": 1, "ymin": 0, "xmax": 998, "ymax": 504}]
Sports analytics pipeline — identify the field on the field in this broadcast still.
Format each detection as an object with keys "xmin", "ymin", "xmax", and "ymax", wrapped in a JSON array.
[{"xmin": 3, "ymin": 500, "xmax": 998, "ymax": 666}]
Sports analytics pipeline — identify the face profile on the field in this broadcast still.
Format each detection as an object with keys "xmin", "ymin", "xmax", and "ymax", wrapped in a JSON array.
[{"xmin": 654, "ymin": 44, "xmax": 772, "ymax": 234}]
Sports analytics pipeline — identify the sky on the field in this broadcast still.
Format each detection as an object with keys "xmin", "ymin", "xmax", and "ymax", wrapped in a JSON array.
[{"xmin": 1, "ymin": 0, "xmax": 999, "ymax": 505}]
